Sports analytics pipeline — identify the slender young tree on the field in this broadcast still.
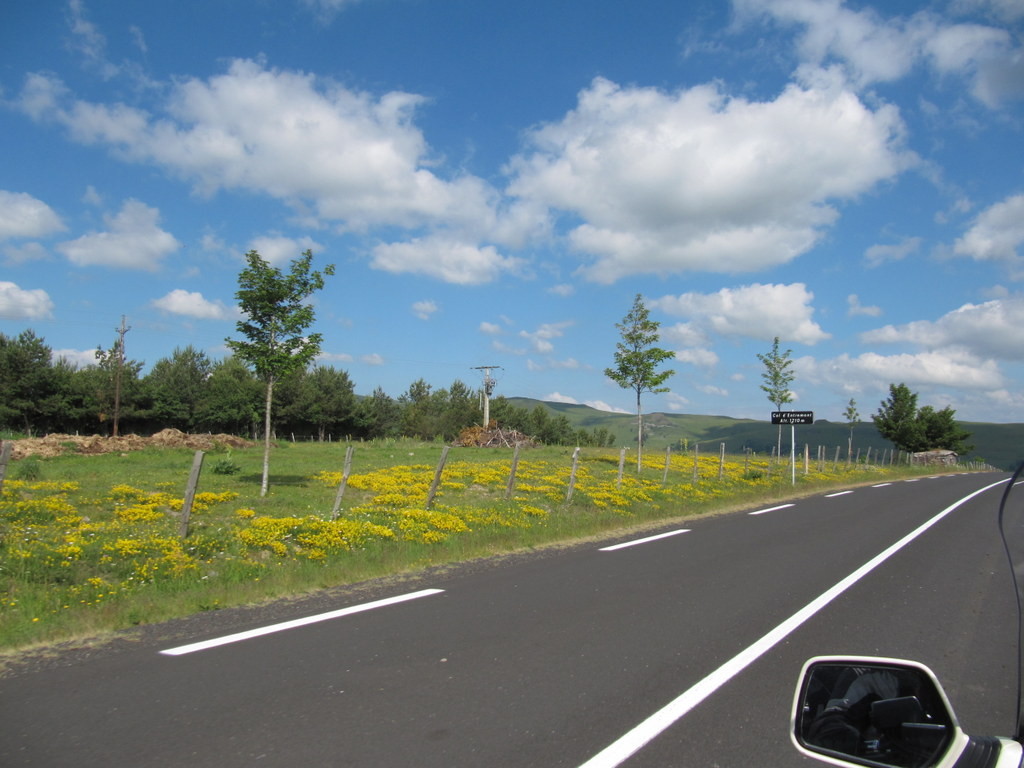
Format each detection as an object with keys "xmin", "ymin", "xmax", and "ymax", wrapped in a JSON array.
[
  {"xmin": 604, "ymin": 294, "xmax": 675, "ymax": 471},
  {"xmin": 843, "ymin": 397, "xmax": 860, "ymax": 462},
  {"xmin": 757, "ymin": 336, "xmax": 795, "ymax": 457},
  {"xmin": 227, "ymin": 249, "xmax": 334, "ymax": 496}
]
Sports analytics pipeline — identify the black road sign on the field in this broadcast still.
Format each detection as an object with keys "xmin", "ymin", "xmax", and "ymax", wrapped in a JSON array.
[{"xmin": 771, "ymin": 411, "xmax": 814, "ymax": 425}]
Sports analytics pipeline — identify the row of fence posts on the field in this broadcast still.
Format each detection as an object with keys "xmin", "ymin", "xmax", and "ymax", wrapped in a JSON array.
[{"xmin": 0, "ymin": 439, "xmax": 992, "ymax": 543}]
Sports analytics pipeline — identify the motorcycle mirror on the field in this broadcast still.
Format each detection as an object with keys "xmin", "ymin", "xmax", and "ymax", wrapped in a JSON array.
[
  {"xmin": 998, "ymin": 462, "xmax": 1024, "ymax": 742},
  {"xmin": 791, "ymin": 656, "xmax": 967, "ymax": 768}
]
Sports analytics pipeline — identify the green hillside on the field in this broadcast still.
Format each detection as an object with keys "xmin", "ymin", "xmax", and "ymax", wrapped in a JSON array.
[{"xmin": 507, "ymin": 398, "xmax": 1024, "ymax": 470}]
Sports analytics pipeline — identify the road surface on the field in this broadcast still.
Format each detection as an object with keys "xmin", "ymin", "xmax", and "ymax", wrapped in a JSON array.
[{"xmin": 1, "ymin": 471, "xmax": 1015, "ymax": 766}]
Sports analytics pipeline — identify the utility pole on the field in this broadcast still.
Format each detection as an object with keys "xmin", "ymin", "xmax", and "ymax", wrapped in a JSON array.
[
  {"xmin": 473, "ymin": 366, "xmax": 501, "ymax": 428},
  {"xmin": 113, "ymin": 315, "xmax": 130, "ymax": 437}
]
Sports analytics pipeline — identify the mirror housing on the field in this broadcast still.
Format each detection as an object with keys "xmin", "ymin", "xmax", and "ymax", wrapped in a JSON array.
[{"xmin": 791, "ymin": 656, "xmax": 971, "ymax": 768}]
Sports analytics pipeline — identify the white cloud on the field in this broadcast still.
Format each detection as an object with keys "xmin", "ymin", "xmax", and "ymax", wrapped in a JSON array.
[
  {"xmin": 520, "ymin": 321, "xmax": 574, "ymax": 354},
  {"xmin": 861, "ymin": 296, "xmax": 1024, "ymax": 361},
  {"xmin": 675, "ymin": 348, "xmax": 720, "ymax": 368},
  {"xmin": 2, "ymin": 242, "xmax": 50, "ymax": 265},
  {"xmin": 798, "ymin": 350, "xmax": 1004, "ymax": 391},
  {"xmin": 507, "ymin": 75, "xmax": 908, "ymax": 283},
  {"xmin": 0, "ymin": 190, "xmax": 65, "ymax": 240},
  {"xmin": 549, "ymin": 283, "xmax": 575, "ymax": 297},
  {"xmin": 954, "ymin": 193, "xmax": 1024, "ymax": 265},
  {"xmin": 545, "ymin": 392, "xmax": 577, "ymax": 404},
  {"xmin": 66, "ymin": 0, "xmax": 118, "ymax": 79},
  {"xmin": 652, "ymin": 283, "xmax": 830, "ymax": 345},
  {"xmin": 412, "ymin": 300, "xmax": 438, "ymax": 320},
  {"xmin": 371, "ymin": 237, "xmax": 524, "ymax": 285},
  {"xmin": 479, "ymin": 321, "xmax": 503, "ymax": 335},
  {"xmin": 361, "ymin": 353, "xmax": 385, "ymax": 365},
  {"xmin": 0, "ymin": 281, "xmax": 55, "ymax": 320},
  {"xmin": 152, "ymin": 289, "xmax": 231, "ymax": 320},
  {"xmin": 586, "ymin": 399, "xmax": 631, "ymax": 413},
  {"xmin": 735, "ymin": 0, "xmax": 1023, "ymax": 105},
  {"xmin": 16, "ymin": 60, "xmax": 533, "ymax": 249},
  {"xmin": 56, "ymin": 199, "xmax": 180, "ymax": 270},
  {"xmin": 847, "ymin": 294, "xmax": 882, "ymax": 317},
  {"xmin": 247, "ymin": 235, "xmax": 325, "ymax": 266},
  {"xmin": 51, "ymin": 348, "xmax": 99, "ymax": 369},
  {"xmin": 864, "ymin": 236, "xmax": 922, "ymax": 267}
]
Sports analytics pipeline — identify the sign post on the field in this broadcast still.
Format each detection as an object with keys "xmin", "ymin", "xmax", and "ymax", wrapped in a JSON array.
[{"xmin": 771, "ymin": 412, "xmax": 814, "ymax": 485}]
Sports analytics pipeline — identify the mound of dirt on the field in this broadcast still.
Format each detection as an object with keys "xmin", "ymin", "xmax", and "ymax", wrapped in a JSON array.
[{"xmin": 7, "ymin": 429, "xmax": 256, "ymax": 460}]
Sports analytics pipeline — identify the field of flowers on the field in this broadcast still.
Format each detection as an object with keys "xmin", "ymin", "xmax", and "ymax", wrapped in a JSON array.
[{"xmin": 0, "ymin": 440, "xmax": 920, "ymax": 650}]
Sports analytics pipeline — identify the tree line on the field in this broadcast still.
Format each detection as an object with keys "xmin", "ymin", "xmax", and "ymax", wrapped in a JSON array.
[{"xmin": 0, "ymin": 329, "xmax": 613, "ymax": 447}]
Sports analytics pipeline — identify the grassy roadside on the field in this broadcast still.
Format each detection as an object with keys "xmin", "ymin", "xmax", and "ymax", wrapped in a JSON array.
[{"xmin": 0, "ymin": 438, "xmax": 968, "ymax": 654}]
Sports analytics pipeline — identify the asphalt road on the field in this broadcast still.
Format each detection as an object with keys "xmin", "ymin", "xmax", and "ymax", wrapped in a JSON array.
[{"xmin": 1, "ymin": 471, "xmax": 1016, "ymax": 767}]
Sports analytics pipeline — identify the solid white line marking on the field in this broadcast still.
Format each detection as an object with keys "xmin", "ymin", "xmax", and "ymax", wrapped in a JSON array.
[
  {"xmin": 160, "ymin": 589, "xmax": 445, "ymax": 656},
  {"xmin": 576, "ymin": 477, "xmax": 1009, "ymax": 768},
  {"xmin": 600, "ymin": 530, "xmax": 690, "ymax": 551},
  {"xmin": 748, "ymin": 504, "xmax": 794, "ymax": 516},
  {"xmin": 826, "ymin": 491, "xmax": 853, "ymax": 498}
]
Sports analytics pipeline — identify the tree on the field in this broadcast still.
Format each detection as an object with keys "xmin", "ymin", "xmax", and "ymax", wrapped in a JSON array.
[
  {"xmin": 196, "ymin": 356, "xmax": 262, "ymax": 435},
  {"xmin": 872, "ymin": 383, "xmax": 973, "ymax": 455},
  {"xmin": 226, "ymin": 249, "xmax": 334, "ymax": 496},
  {"xmin": 146, "ymin": 346, "xmax": 212, "ymax": 431},
  {"xmin": 843, "ymin": 398, "xmax": 860, "ymax": 461},
  {"xmin": 605, "ymin": 294, "xmax": 675, "ymax": 471},
  {"xmin": 757, "ymin": 336, "xmax": 795, "ymax": 457},
  {"xmin": 872, "ymin": 383, "xmax": 922, "ymax": 452},
  {"xmin": 0, "ymin": 330, "xmax": 58, "ymax": 434}
]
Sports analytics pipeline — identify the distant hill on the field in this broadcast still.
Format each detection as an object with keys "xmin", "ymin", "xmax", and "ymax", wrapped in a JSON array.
[{"xmin": 506, "ymin": 398, "xmax": 1024, "ymax": 471}]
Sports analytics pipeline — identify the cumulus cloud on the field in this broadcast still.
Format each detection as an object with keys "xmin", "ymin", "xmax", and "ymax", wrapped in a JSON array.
[
  {"xmin": 14, "ymin": 60, "xmax": 538, "ymax": 265},
  {"xmin": 152, "ymin": 289, "xmax": 231, "ymax": 320},
  {"xmin": 56, "ymin": 199, "xmax": 180, "ymax": 270},
  {"xmin": 0, "ymin": 190, "xmax": 65, "ymax": 240},
  {"xmin": 864, "ymin": 236, "xmax": 922, "ymax": 267},
  {"xmin": 798, "ymin": 350, "xmax": 1004, "ymax": 392},
  {"xmin": 861, "ymin": 296, "xmax": 1024, "ymax": 361},
  {"xmin": 412, "ymin": 300, "xmax": 438, "ymax": 320},
  {"xmin": 506, "ymin": 75, "xmax": 908, "ymax": 283},
  {"xmin": 371, "ymin": 236, "xmax": 525, "ymax": 285},
  {"xmin": 954, "ymin": 193, "xmax": 1024, "ymax": 267},
  {"xmin": 520, "ymin": 321, "xmax": 573, "ymax": 354},
  {"xmin": 847, "ymin": 294, "xmax": 882, "ymax": 317},
  {"xmin": 652, "ymin": 283, "xmax": 830, "ymax": 344},
  {"xmin": 246, "ymin": 235, "xmax": 325, "ymax": 266},
  {"xmin": 0, "ymin": 281, "xmax": 55, "ymax": 320},
  {"xmin": 735, "ymin": 0, "xmax": 1023, "ymax": 106}
]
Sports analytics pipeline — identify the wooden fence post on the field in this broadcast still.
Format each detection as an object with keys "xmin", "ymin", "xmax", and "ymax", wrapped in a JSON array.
[
  {"xmin": 330, "ymin": 445, "xmax": 355, "ymax": 520},
  {"xmin": 718, "ymin": 443, "xmax": 725, "ymax": 480},
  {"xmin": 0, "ymin": 441, "xmax": 12, "ymax": 494},
  {"xmin": 425, "ymin": 446, "xmax": 450, "ymax": 509},
  {"xmin": 179, "ymin": 450, "xmax": 205, "ymax": 539},
  {"xmin": 692, "ymin": 443, "xmax": 699, "ymax": 485},
  {"xmin": 566, "ymin": 447, "xmax": 581, "ymax": 501},
  {"xmin": 616, "ymin": 448, "xmax": 626, "ymax": 489},
  {"xmin": 663, "ymin": 446, "xmax": 672, "ymax": 485}
]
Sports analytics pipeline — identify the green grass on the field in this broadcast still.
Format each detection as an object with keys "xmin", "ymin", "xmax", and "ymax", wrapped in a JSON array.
[{"xmin": 0, "ymin": 438, "xmax": 972, "ymax": 654}]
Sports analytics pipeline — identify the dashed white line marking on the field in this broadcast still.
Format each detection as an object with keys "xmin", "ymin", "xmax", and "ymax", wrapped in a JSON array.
[
  {"xmin": 748, "ymin": 504, "xmax": 795, "ymax": 516},
  {"xmin": 872, "ymin": 483, "xmax": 892, "ymax": 488},
  {"xmin": 160, "ymin": 588, "xmax": 445, "ymax": 656},
  {"xmin": 825, "ymin": 491, "xmax": 853, "ymax": 498},
  {"xmin": 600, "ymin": 530, "xmax": 690, "ymax": 551}
]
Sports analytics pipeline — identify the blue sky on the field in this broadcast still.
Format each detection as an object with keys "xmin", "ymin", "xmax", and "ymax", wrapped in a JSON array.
[{"xmin": 2, "ymin": 0, "xmax": 1023, "ymax": 424}]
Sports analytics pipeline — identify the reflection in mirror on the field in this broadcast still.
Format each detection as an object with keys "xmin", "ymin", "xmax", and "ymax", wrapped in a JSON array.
[{"xmin": 795, "ymin": 661, "xmax": 954, "ymax": 768}]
